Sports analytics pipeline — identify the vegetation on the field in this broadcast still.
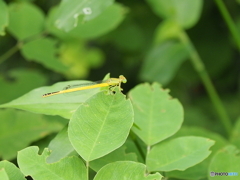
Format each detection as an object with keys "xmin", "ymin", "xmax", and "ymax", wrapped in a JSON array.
[{"xmin": 0, "ymin": 0, "xmax": 239, "ymax": 180}]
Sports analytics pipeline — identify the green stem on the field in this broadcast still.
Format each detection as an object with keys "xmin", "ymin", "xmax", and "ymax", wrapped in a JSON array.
[
  {"xmin": 129, "ymin": 131, "xmax": 146, "ymax": 162},
  {"xmin": 214, "ymin": 0, "xmax": 240, "ymax": 50},
  {"xmin": 86, "ymin": 161, "xmax": 89, "ymax": 180},
  {"xmin": 0, "ymin": 43, "xmax": 20, "ymax": 65},
  {"xmin": 179, "ymin": 30, "xmax": 232, "ymax": 136}
]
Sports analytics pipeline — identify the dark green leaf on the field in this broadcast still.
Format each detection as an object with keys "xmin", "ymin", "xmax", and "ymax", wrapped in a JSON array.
[
  {"xmin": 8, "ymin": 2, "xmax": 44, "ymax": 40},
  {"xmin": 140, "ymin": 41, "xmax": 189, "ymax": 85}
]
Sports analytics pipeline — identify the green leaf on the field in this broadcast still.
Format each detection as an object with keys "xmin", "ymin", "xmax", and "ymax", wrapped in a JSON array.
[
  {"xmin": 18, "ymin": 146, "xmax": 87, "ymax": 180},
  {"xmin": 128, "ymin": 83, "xmax": 184, "ymax": 146},
  {"xmin": 0, "ymin": 109, "xmax": 64, "ymax": 160},
  {"xmin": 58, "ymin": 40, "xmax": 104, "ymax": 79},
  {"xmin": 0, "ymin": 69, "xmax": 47, "ymax": 104},
  {"xmin": 208, "ymin": 145, "xmax": 240, "ymax": 180},
  {"xmin": 140, "ymin": 41, "xmax": 189, "ymax": 85},
  {"xmin": 230, "ymin": 117, "xmax": 240, "ymax": 149},
  {"xmin": 68, "ymin": 91, "xmax": 134, "ymax": 161},
  {"xmin": 47, "ymin": 3, "xmax": 127, "ymax": 39},
  {"xmin": 54, "ymin": 0, "xmax": 114, "ymax": 32},
  {"xmin": 90, "ymin": 145, "xmax": 138, "ymax": 171},
  {"xmin": 146, "ymin": 0, "xmax": 203, "ymax": 29},
  {"xmin": 47, "ymin": 126, "xmax": 76, "ymax": 163},
  {"xmin": 0, "ymin": 80, "xmax": 100, "ymax": 119},
  {"xmin": 94, "ymin": 161, "xmax": 163, "ymax": 180},
  {"xmin": 0, "ymin": 0, "xmax": 8, "ymax": 36},
  {"xmin": 165, "ymin": 126, "xmax": 228, "ymax": 180},
  {"xmin": 21, "ymin": 38, "xmax": 68, "ymax": 73},
  {"xmin": 146, "ymin": 136, "xmax": 215, "ymax": 172},
  {"xmin": 0, "ymin": 161, "xmax": 25, "ymax": 180},
  {"xmin": 0, "ymin": 169, "xmax": 8, "ymax": 180},
  {"xmin": 8, "ymin": 2, "xmax": 44, "ymax": 40},
  {"xmin": 154, "ymin": 20, "xmax": 182, "ymax": 44}
]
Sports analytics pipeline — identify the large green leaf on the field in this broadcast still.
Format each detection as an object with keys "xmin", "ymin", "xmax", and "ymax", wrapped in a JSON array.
[
  {"xmin": 7, "ymin": 2, "xmax": 44, "ymax": 40},
  {"xmin": 54, "ymin": 0, "xmax": 114, "ymax": 32},
  {"xmin": 146, "ymin": 0, "xmax": 203, "ymax": 29},
  {"xmin": 0, "ymin": 161, "xmax": 25, "ymax": 180},
  {"xmin": 0, "ymin": 169, "xmax": 8, "ymax": 180},
  {"xmin": 0, "ymin": 69, "xmax": 47, "ymax": 104},
  {"xmin": 47, "ymin": 126, "xmax": 76, "ymax": 163},
  {"xmin": 47, "ymin": 3, "xmax": 126, "ymax": 40},
  {"xmin": 230, "ymin": 117, "xmax": 240, "ymax": 149},
  {"xmin": 18, "ymin": 146, "xmax": 87, "ymax": 180},
  {"xmin": 208, "ymin": 145, "xmax": 240, "ymax": 180},
  {"xmin": 128, "ymin": 83, "xmax": 184, "ymax": 146},
  {"xmin": 94, "ymin": 161, "xmax": 163, "ymax": 180},
  {"xmin": 21, "ymin": 38, "xmax": 68, "ymax": 73},
  {"xmin": 89, "ymin": 145, "xmax": 138, "ymax": 171},
  {"xmin": 146, "ymin": 136, "xmax": 215, "ymax": 172},
  {"xmin": 140, "ymin": 41, "xmax": 189, "ymax": 85},
  {"xmin": 0, "ymin": 0, "xmax": 8, "ymax": 36},
  {"xmin": 0, "ymin": 109, "xmax": 64, "ymax": 160},
  {"xmin": 0, "ymin": 80, "xmax": 100, "ymax": 119},
  {"xmin": 68, "ymin": 91, "xmax": 134, "ymax": 161},
  {"xmin": 165, "ymin": 126, "xmax": 228, "ymax": 180}
]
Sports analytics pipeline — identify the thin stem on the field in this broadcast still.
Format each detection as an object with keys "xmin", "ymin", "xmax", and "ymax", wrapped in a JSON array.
[
  {"xmin": 86, "ymin": 161, "xmax": 89, "ymax": 180},
  {"xmin": 179, "ymin": 30, "xmax": 232, "ymax": 136},
  {"xmin": 130, "ymin": 133, "xmax": 146, "ymax": 162},
  {"xmin": 214, "ymin": 0, "xmax": 240, "ymax": 50},
  {"xmin": 146, "ymin": 145, "xmax": 150, "ymax": 158},
  {"xmin": 0, "ymin": 43, "xmax": 20, "ymax": 65}
]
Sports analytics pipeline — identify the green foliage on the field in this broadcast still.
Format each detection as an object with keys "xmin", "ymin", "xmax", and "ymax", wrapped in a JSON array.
[
  {"xmin": 208, "ymin": 145, "xmax": 240, "ymax": 180},
  {"xmin": 18, "ymin": 146, "xmax": 87, "ymax": 179},
  {"xmin": 94, "ymin": 161, "xmax": 163, "ymax": 180},
  {"xmin": 0, "ymin": 0, "xmax": 240, "ymax": 179},
  {"xmin": 0, "ymin": 0, "xmax": 8, "ymax": 36},
  {"xmin": 68, "ymin": 91, "xmax": 134, "ymax": 161}
]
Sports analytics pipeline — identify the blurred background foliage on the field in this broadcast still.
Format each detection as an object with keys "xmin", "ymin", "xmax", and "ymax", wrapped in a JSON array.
[{"xmin": 0, "ymin": 0, "xmax": 239, "ymax": 168}]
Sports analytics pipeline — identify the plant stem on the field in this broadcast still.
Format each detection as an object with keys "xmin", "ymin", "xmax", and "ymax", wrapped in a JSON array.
[
  {"xmin": 86, "ymin": 161, "xmax": 89, "ymax": 180},
  {"xmin": 214, "ymin": 0, "xmax": 240, "ymax": 51},
  {"xmin": 0, "ymin": 43, "xmax": 20, "ymax": 65},
  {"xmin": 179, "ymin": 30, "xmax": 232, "ymax": 136}
]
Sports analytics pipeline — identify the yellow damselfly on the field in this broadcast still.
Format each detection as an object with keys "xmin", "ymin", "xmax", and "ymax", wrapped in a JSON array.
[{"xmin": 42, "ymin": 75, "xmax": 127, "ymax": 97}]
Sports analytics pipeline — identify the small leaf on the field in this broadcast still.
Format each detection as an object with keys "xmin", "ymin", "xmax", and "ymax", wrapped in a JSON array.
[
  {"xmin": 146, "ymin": 0, "xmax": 203, "ymax": 29},
  {"xmin": 18, "ymin": 146, "xmax": 87, "ymax": 180},
  {"xmin": 68, "ymin": 91, "xmax": 134, "ymax": 161},
  {"xmin": 21, "ymin": 38, "xmax": 68, "ymax": 73},
  {"xmin": 90, "ymin": 146, "xmax": 138, "ymax": 171},
  {"xmin": 140, "ymin": 41, "xmax": 189, "ymax": 85},
  {"xmin": 0, "ymin": 80, "xmax": 100, "ymax": 119},
  {"xmin": 146, "ymin": 136, "xmax": 215, "ymax": 172},
  {"xmin": 94, "ymin": 161, "xmax": 163, "ymax": 180},
  {"xmin": 8, "ymin": 2, "xmax": 44, "ymax": 40},
  {"xmin": 208, "ymin": 145, "xmax": 240, "ymax": 180},
  {"xmin": 0, "ymin": 0, "xmax": 8, "ymax": 36},
  {"xmin": 0, "ymin": 161, "xmax": 25, "ymax": 180},
  {"xmin": 47, "ymin": 126, "xmax": 76, "ymax": 163},
  {"xmin": 0, "ymin": 109, "xmax": 64, "ymax": 160},
  {"xmin": 129, "ymin": 82, "xmax": 184, "ymax": 146},
  {"xmin": 54, "ymin": 0, "xmax": 114, "ymax": 31}
]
